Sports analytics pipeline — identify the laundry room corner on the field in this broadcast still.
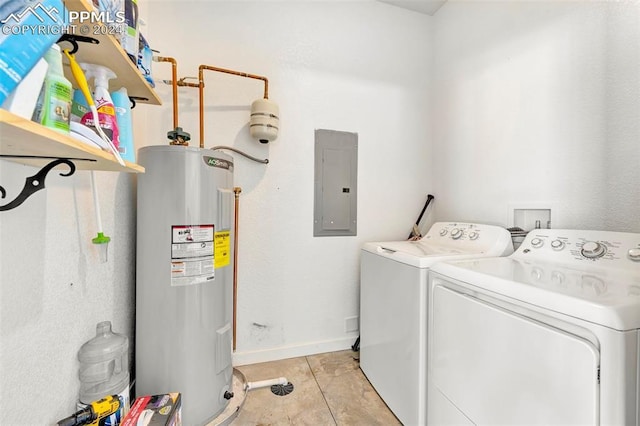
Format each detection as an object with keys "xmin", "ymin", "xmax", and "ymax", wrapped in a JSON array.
[{"xmin": 431, "ymin": 0, "xmax": 640, "ymax": 231}]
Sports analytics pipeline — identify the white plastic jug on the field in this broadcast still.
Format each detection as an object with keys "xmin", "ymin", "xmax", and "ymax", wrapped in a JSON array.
[{"xmin": 78, "ymin": 321, "xmax": 130, "ymax": 409}]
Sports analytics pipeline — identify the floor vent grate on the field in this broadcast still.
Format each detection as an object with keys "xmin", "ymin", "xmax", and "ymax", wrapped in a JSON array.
[{"xmin": 271, "ymin": 382, "xmax": 294, "ymax": 396}]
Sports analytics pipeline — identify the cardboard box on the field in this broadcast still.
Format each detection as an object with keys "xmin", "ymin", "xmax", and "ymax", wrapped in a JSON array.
[
  {"xmin": 1, "ymin": 58, "xmax": 47, "ymax": 120},
  {"xmin": 121, "ymin": 393, "xmax": 181, "ymax": 426},
  {"xmin": 0, "ymin": 0, "xmax": 66, "ymax": 105}
]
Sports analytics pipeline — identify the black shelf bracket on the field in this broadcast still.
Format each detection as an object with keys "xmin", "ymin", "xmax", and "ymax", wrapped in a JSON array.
[
  {"xmin": 57, "ymin": 33, "xmax": 99, "ymax": 55},
  {"xmin": 0, "ymin": 158, "xmax": 76, "ymax": 211}
]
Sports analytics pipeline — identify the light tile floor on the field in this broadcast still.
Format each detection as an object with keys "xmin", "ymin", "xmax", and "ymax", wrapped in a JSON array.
[{"xmin": 231, "ymin": 350, "xmax": 401, "ymax": 425}]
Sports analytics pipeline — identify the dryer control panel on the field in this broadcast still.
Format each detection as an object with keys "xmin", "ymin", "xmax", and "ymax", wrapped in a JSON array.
[{"xmin": 517, "ymin": 229, "xmax": 640, "ymax": 271}]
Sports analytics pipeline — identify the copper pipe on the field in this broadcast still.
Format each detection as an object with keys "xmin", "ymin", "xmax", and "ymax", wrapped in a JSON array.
[
  {"xmin": 176, "ymin": 66, "xmax": 270, "ymax": 148},
  {"xmin": 232, "ymin": 186, "xmax": 242, "ymax": 351},
  {"xmin": 199, "ymin": 68, "xmax": 205, "ymax": 149},
  {"xmin": 175, "ymin": 73, "xmax": 206, "ymax": 148},
  {"xmin": 176, "ymin": 77, "xmax": 199, "ymax": 88},
  {"xmin": 174, "ymin": 76, "xmax": 202, "ymax": 147},
  {"xmin": 197, "ymin": 65, "xmax": 270, "ymax": 148},
  {"xmin": 154, "ymin": 56, "xmax": 179, "ymax": 130},
  {"xmin": 199, "ymin": 65, "xmax": 269, "ymax": 99}
]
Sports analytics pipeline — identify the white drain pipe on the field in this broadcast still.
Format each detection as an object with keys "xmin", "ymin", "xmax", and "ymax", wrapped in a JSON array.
[{"xmin": 245, "ymin": 377, "xmax": 289, "ymax": 391}]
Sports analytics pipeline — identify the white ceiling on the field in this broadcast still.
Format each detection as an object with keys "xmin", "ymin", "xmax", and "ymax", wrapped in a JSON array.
[{"xmin": 378, "ymin": 0, "xmax": 447, "ymax": 16}]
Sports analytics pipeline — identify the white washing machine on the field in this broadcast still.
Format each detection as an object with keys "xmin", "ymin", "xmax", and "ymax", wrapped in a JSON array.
[
  {"xmin": 359, "ymin": 222, "xmax": 514, "ymax": 426},
  {"xmin": 428, "ymin": 229, "xmax": 640, "ymax": 425}
]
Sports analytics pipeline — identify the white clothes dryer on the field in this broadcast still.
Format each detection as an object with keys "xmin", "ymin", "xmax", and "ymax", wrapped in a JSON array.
[
  {"xmin": 359, "ymin": 222, "xmax": 514, "ymax": 426},
  {"xmin": 428, "ymin": 229, "xmax": 640, "ymax": 426}
]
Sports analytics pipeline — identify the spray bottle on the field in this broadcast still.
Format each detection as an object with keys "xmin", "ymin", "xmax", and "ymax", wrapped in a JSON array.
[{"xmin": 79, "ymin": 63, "xmax": 120, "ymax": 152}]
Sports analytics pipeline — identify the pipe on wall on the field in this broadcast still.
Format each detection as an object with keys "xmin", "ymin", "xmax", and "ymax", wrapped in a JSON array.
[
  {"xmin": 233, "ymin": 186, "xmax": 242, "ymax": 351},
  {"xmin": 177, "ymin": 65, "xmax": 270, "ymax": 148},
  {"xmin": 155, "ymin": 56, "xmax": 191, "ymax": 146},
  {"xmin": 154, "ymin": 56, "xmax": 179, "ymax": 130}
]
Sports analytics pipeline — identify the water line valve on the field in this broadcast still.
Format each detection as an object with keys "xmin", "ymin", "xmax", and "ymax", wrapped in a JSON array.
[{"xmin": 167, "ymin": 126, "xmax": 191, "ymax": 146}]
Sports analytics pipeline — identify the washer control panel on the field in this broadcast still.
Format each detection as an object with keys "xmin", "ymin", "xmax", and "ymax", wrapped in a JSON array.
[
  {"xmin": 422, "ymin": 222, "xmax": 514, "ymax": 256},
  {"xmin": 516, "ymin": 229, "xmax": 640, "ymax": 271}
]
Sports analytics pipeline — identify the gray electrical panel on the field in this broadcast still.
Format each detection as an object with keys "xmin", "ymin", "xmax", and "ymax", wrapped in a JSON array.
[{"xmin": 314, "ymin": 129, "xmax": 358, "ymax": 237}]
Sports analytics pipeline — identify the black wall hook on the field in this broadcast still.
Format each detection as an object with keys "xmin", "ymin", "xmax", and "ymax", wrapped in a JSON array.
[
  {"xmin": 129, "ymin": 96, "xmax": 150, "ymax": 109},
  {"xmin": 57, "ymin": 34, "xmax": 100, "ymax": 55}
]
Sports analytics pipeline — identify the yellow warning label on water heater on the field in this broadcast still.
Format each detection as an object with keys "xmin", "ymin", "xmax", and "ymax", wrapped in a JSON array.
[{"xmin": 215, "ymin": 230, "xmax": 231, "ymax": 268}]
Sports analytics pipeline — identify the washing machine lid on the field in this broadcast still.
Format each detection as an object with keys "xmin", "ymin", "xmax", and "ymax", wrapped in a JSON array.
[
  {"xmin": 362, "ymin": 240, "xmax": 483, "ymax": 268},
  {"xmin": 361, "ymin": 222, "xmax": 514, "ymax": 268},
  {"xmin": 431, "ymin": 257, "xmax": 640, "ymax": 331}
]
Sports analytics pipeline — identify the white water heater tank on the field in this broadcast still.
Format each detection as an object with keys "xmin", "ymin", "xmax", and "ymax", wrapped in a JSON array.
[{"xmin": 136, "ymin": 145, "xmax": 235, "ymax": 425}]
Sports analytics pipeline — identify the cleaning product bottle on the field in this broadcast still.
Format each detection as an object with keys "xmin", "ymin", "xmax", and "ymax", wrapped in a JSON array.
[
  {"xmin": 64, "ymin": 50, "xmax": 124, "ymax": 166},
  {"xmin": 32, "ymin": 44, "xmax": 72, "ymax": 135},
  {"xmin": 111, "ymin": 87, "xmax": 135, "ymax": 163},
  {"xmin": 71, "ymin": 89, "xmax": 90, "ymax": 123},
  {"xmin": 122, "ymin": 0, "xmax": 139, "ymax": 64},
  {"xmin": 79, "ymin": 63, "xmax": 120, "ymax": 151},
  {"xmin": 137, "ymin": 32, "xmax": 154, "ymax": 88}
]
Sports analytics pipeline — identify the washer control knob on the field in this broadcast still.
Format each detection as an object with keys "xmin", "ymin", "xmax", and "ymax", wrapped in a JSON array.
[
  {"xmin": 469, "ymin": 231, "xmax": 479, "ymax": 240},
  {"xmin": 551, "ymin": 271, "xmax": 566, "ymax": 286},
  {"xmin": 581, "ymin": 275, "xmax": 606, "ymax": 295},
  {"xmin": 451, "ymin": 228, "xmax": 463, "ymax": 240},
  {"xmin": 530, "ymin": 267, "xmax": 543, "ymax": 281},
  {"xmin": 581, "ymin": 241, "xmax": 607, "ymax": 259},
  {"xmin": 531, "ymin": 238, "xmax": 544, "ymax": 248},
  {"xmin": 439, "ymin": 229, "xmax": 448, "ymax": 236},
  {"xmin": 550, "ymin": 240, "xmax": 565, "ymax": 251},
  {"xmin": 628, "ymin": 248, "xmax": 640, "ymax": 262}
]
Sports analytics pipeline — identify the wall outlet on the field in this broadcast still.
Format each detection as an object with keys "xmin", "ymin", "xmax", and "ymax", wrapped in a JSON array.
[{"xmin": 345, "ymin": 316, "xmax": 359, "ymax": 333}]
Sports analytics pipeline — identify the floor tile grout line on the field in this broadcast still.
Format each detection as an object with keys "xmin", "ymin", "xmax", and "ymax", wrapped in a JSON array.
[{"xmin": 305, "ymin": 356, "xmax": 339, "ymax": 426}]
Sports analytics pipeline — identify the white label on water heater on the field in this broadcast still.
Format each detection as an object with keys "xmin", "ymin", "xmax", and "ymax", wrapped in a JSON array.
[{"xmin": 170, "ymin": 224, "xmax": 215, "ymax": 286}]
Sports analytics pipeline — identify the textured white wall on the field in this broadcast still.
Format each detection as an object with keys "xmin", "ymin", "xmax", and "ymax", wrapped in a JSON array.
[
  {"xmin": 0, "ymin": 163, "xmax": 136, "ymax": 424},
  {"xmin": 432, "ymin": 0, "xmax": 640, "ymax": 232},
  {"xmin": 137, "ymin": 0, "xmax": 434, "ymax": 364},
  {"xmin": 5, "ymin": 0, "xmax": 638, "ymax": 422}
]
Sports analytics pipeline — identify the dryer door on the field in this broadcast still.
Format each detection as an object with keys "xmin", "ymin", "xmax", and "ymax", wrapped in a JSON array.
[{"xmin": 430, "ymin": 282, "xmax": 600, "ymax": 425}]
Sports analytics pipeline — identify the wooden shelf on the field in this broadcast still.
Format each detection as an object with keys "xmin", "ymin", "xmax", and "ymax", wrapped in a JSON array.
[
  {"xmin": 62, "ymin": 0, "xmax": 162, "ymax": 105},
  {"xmin": 0, "ymin": 110, "xmax": 144, "ymax": 173},
  {"xmin": 0, "ymin": 0, "xmax": 156, "ymax": 174}
]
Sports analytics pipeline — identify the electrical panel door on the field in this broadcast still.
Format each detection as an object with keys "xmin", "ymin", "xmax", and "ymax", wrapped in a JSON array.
[{"xmin": 313, "ymin": 129, "xmax": 358, "ymax": 237}]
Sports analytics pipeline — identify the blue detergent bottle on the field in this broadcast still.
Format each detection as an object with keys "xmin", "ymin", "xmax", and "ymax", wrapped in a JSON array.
[{"xmin": 111, "ymin": 87, "xmax": 135, "ymax": 163}]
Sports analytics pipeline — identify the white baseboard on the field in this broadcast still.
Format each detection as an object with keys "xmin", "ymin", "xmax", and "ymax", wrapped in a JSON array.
[{"xmin": 232, "ymin": 335, "xmax": 358, "ymax": 366}]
